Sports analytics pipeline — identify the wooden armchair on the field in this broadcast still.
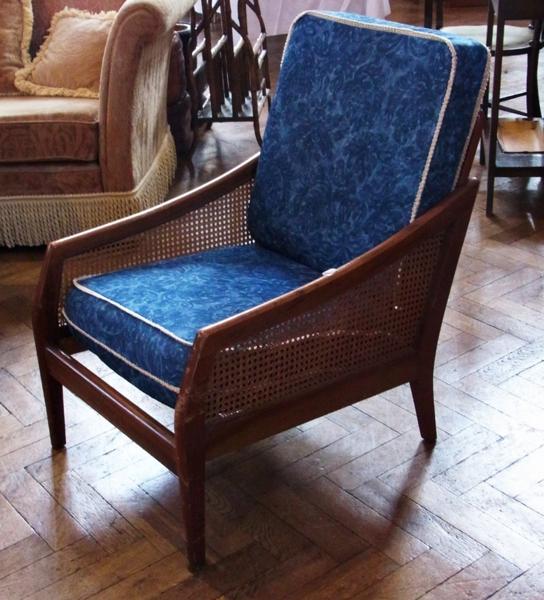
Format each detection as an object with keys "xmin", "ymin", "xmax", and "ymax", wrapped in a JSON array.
[{"xmin": 33, "ymin": 12, "xmax": 490, "ymax": 570}]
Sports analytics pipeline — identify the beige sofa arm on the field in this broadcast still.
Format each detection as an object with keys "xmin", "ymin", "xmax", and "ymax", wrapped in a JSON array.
[{"xmin": 98, "ymin": 0, "xmax": 195, "ymax": 192}]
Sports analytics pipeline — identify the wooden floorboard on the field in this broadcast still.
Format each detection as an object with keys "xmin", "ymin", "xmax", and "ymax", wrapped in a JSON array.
[{"xmin": 2, "ymin": 1, "xmax": 544, "ymax": 597}]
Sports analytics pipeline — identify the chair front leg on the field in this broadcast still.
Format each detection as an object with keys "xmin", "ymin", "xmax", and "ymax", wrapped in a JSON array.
[
  {"xmin": 424, "ymin": 0, "xmax": 433, "ymax": 28},
  {"xmin": 175, "ymin": 404, "xmax": 207, "ymax": 570},
  {"xmin": 37, "ymin": 351, "xmax": 66, "ymax": 449},
  {"xmin": 179, "ymin": 469, "xmax": 206, "ymax": 570}
]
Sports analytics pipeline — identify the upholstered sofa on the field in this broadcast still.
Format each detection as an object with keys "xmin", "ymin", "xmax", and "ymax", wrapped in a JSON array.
[{"xmin": 0, "ymin": 0, "xmax": 194, "ymax": 247}]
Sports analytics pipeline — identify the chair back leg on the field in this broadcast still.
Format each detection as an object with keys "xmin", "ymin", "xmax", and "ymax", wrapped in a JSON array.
[{"xmin": 410, "ymin": 371, "xmax": 437, "ymax": 443}]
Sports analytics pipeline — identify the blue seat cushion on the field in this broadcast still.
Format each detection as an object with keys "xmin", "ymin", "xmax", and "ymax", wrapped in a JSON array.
[
  {"xmin": 248, "ymin": 12, "xmax": 490, "ymax": 272},
  {"xmin": 64, "ymin": 245, "xmax": 320, "ymax": 407}
]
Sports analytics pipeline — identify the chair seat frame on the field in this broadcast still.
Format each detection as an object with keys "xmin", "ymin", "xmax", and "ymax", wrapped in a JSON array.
[{"xmin": 33, "ymin": 123, "xmax": 481, "ymax": 570}]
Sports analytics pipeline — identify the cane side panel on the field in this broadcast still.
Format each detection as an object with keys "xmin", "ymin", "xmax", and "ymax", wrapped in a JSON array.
[
  {"xmin": 57, "ymin": 181, "xmax": 254, "ymax": 326},
  {"xmin": 200, "ymin": 230, "xmax": 446, "ymax": 422}
]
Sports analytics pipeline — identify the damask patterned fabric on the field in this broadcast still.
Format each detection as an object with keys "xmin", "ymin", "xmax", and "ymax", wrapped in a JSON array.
[
  {"xmin": 0, "ymin": 96, "xmax": 98, "ymax": 162},
  {"xmin": 248, "ymin": 12, "xmax": 489, "ymax": 272},
  {"xmin": 64, "ymin": 244, "xmax": 320, "ymax": 406}
]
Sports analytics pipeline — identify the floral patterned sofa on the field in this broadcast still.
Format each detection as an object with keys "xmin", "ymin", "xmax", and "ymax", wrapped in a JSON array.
[{"xmin": 0, "ymin": 0, "xmax": 194, "ymax": 247}]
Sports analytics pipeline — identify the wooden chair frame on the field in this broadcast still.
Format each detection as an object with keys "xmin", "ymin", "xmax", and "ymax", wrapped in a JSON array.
[{"xmin": 33, "ymin": 122, "xmax": 481, "ymax": 571}]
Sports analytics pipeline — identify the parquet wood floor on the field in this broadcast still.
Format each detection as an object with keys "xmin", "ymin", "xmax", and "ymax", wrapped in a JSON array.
[{"xmin": 2, "ymin": 2, "xmax": 544, "ymax": 598}]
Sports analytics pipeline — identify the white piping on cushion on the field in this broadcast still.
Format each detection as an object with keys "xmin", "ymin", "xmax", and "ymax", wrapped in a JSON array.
[
  {"xmin": 452, "ymin": 47, "xmax": 491, "ymax": 187},
  {"xmin": 63, "ymin": 310, "xmax": 181, "ymax": 394},
  {"xmin": 282, "ymin": 11, "xmax": 460, "ymax": 222},
  {"xmin": 409, "ymin": 39, "xmax": 456, "ymax": 221},
  {"xmin": 72, "ymin": 277, "xmax": 194, "ymax": 348}
]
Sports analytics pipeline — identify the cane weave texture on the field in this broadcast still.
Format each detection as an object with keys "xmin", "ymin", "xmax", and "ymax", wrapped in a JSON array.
[
  {"xmin": 200, "ymin": 230, "xmax": 446, "ymax": 421},
  {"xmin": 58, "ymin": 180, "xmax": 254, "ymax": 326}
]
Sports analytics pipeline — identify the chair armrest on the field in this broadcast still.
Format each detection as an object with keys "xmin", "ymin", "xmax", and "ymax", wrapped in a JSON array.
[
  {"xmin": 32, "ymin": 154, "xmax": 259, "ymax": 343},
  {"xmin": 182, "ymin": 180, "xmax": 479, "ymax": 425},
  {"xmin": 98, "ymin": 0, "xmax": 195, "ymax": 191}
]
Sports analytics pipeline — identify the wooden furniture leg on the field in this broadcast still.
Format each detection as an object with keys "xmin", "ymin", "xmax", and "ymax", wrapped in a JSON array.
[
  {"xmin": 410, "ymin": 373, "xmax": 437, "ymax": 443},
  {"xmin": 40, "ymin": 365, "xmax": 66, "ymax": 449},
  {"xmin": 176, "ymin": 408, "xmax": 206, "ymax": 569},
  {"xmin": 179, "ymin": 475, "xmax": 206, "ymax": 570},
  {"xmin": 424, "ymin": 0, "xmax": 443, "ymax": 29},
  {"xmin": 436, "ymin": 0, "xmax": 444, "ymax": 29},
  {"xmin": 527, "ymin": 24, "xmax": 542, "ymax": 119},
  {"xmin": 486, "ymin": 13, "xmax": 505, "ymax": 215},
  {"xmin": 424, "ymin": 0, "xmax": 433, "ymax": 27}
]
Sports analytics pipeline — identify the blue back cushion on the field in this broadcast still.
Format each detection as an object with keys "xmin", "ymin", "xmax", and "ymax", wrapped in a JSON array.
[{"xmin": 247, "ymin": 12, "xmax": 489, "ymax": 272}]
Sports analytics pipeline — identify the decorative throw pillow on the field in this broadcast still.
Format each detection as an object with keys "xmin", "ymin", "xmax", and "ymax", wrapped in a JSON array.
[
  {"xmin": 0, "ymin": 0, "xmax": 33, "ymax": 96},
  {"xmin": 14, "ymin": 8, "xmax": 116, "ymax": 99}
]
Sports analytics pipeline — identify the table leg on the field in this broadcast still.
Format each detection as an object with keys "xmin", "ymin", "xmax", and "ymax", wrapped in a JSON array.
[
  {"xmin": 424, "ymin": 0, "xmax": 433, "ymax": 28},
  {"xmin": 436, "ymin": 0, "xmax": 443, "ymax": 29}
]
